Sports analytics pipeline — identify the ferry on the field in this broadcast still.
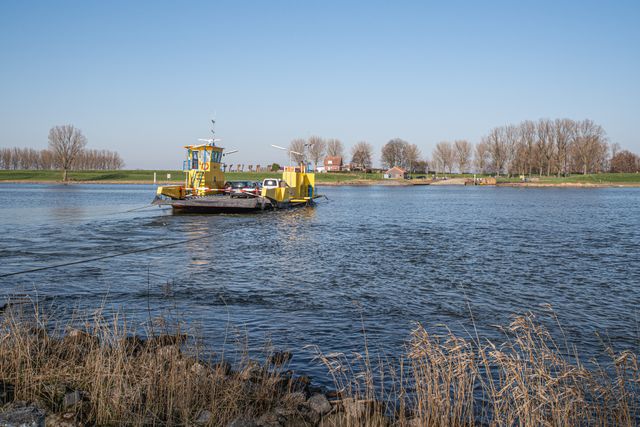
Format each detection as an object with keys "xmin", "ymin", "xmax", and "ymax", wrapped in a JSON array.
[{"xmin": 152, "ymin": 123, "xmax": 321, "ymax": 213}]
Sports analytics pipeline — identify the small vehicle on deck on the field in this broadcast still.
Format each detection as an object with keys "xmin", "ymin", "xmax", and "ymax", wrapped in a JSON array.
[{"xmin": 225, "ymin": 181, "xmax": 257, "ymax": 197}]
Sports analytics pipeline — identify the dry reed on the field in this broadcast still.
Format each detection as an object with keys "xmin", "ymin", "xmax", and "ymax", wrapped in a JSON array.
[{"xmin": 0, "ymin": 302, "xmax": 637, "ymax": 426}]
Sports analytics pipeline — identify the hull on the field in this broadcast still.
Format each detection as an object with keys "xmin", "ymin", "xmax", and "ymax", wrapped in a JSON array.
[{"xmin": 152, "ymin": 195, "xmax": 315, "ymax": 214}]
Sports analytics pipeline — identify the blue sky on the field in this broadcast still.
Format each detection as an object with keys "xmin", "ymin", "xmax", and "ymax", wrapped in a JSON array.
[{"xmin": 1, "ymin": 0, "xmax": 638, "ymax": 168}]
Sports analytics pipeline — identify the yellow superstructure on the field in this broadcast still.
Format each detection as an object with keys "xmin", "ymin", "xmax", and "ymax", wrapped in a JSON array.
[
  {"xmin": 156, "ymin": 142, "xmax": 226, "ymax": 199},
  {"xmin": 261, "ymin": 165, "xmax": 316, "ymax": 204}
]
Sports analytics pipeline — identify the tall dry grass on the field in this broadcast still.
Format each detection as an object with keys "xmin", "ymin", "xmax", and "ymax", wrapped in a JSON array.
[
  {"xmin": 0, "ymin": 303, "xmax": 308, "ymax": 426},
  {"xmin": 315, "ymin": 311, "xmax": 639, "ymax": 426},
  {"xmin": 0, "ymin": 302, "xmax": 638, "ymax": 426}
]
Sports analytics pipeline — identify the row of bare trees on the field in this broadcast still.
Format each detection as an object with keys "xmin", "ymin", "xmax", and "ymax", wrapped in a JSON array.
[
  {"xmin": 288, "ymin": 119, "xmax": 636, "ymax": 175},
  {"xmin": 389, "ymin": 118, "xmax": 636, "ymax": 176},
  {"xmin": 0, "ymin": 147, "xmax": 123, "ymax": 171},
  {"xmin": 288, "ymin": 136, "xmax": 376, "ymax": 170},
  {"xmin": 472, "ymin": 118, "xmax": 612, "ymax": 176},
  {"xmin": 1, "ymin": 125, "xmax": 124, "ymax": 180}
]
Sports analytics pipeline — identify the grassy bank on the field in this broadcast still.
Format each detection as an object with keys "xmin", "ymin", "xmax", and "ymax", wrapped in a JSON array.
[
  {"xmin": 0, "ymin": 304, "xmax": 637, "ymax": 426},
  {"xmin": 2, "ymin": 170, "xmax": 640, "ymax": 186},
  {"xmin": 0, "ymin": 170, "xmax": 385, "ymax": 184},
  {"xmin": 498, "ymin": 173, "xmax": 640, "ymax": 185}
]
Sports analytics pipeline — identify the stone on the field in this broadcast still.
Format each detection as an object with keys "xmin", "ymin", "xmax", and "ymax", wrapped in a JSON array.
[
  {"xmin": 227, "ymin": 418, "xmax": 258, "ymax": 427},
  {"xmin": 194, "ymin": 409, "xmax": 212, "ymax": 425},
  {"xmin": 62, "ymin": 391, "xmax": 83, "ymax": 409},
  {"xmin": 0, "ymin": 402, "xmax": 46, "ymax": 427},
  {"xmin": 45, "ymin": 413, "xmax": 82, "ymax": 427},
  {"xmin": 306, "ymin": 393, "xmax": 332, "ymax": 416},
  {"xmin": 256, "ymin": 411, "xmax": 281, "ymax": 427},
  {"xmin": 190, "ymin": 362, "xmax": 208, "ymax": 377}
]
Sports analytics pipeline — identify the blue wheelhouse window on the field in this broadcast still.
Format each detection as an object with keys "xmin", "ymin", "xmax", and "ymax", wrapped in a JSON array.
[{"xmin": 191, "ymin": 151, "xmax": 199, "ymax": 169}]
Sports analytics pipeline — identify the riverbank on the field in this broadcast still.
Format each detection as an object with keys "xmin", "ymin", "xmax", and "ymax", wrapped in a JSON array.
[
  {"xmin": 1, "ymin": 170, "xmax": 640, "ymax": 187},
  {"xmin": 0, "ymin": 304, "xmax": 637, "ymax": 426}
]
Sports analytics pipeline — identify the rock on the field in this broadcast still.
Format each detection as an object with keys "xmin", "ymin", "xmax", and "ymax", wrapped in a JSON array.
[
  {"xmin": 267, "ymin": 351, "xmax": 292, "ymax": 366},
  {"xmin": 194, "ymin": 409, "xmax": 212, "ymax": 425},
  {"xmin": 44, "ymin": 412, "xmax": 82, "ymax": 427},
  {"xmin": 0, "ymin": 382, "xmax": 14, "ymax": 405},
  {"xmin": 190, "ymin": 362, "xmax": 208, "ymax": 377},
  {"xmin": 0, "ymin": 401, "xmax": 46, "ymax": 427},
  {"xmin": 306, "ymin": 393, "xmax": 332, "ymax": 416},
  {"xmin": 62, "ymin": 391, "xmax": 83, "ymax": 409},
  {"xmin": 227, "ymin": 418, "xmax": 258, "ymax": 427},
  {"xmin": 292, "ymin": 405, "xmax": 320, "ymax": 426},
  {"xmin": 256, "ymin": 411, "xmax": 281, "ymax": 427}
]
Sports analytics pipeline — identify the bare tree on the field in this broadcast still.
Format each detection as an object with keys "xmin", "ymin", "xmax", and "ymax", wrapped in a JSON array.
[
  {"xmin": 326, "ymin": 139, "xmax": 344, "ymax": 158},
  {"xmin": 485, "ymin": 127, "xmax": 508, "ymax": 176},
  {"xmin": 554, "ymin": 118, "xmax": 575, "ymax": 176},
  {"xmin": 610, "ymin": 150, "xmax": 639, "ymax": 173},
  {"xmin": 307, "ymin": 136, "xmax": 326, "ymax": 169},
  {"xmin": 474, "ymin": 141, "xmax": 490, "ymax": 173},
  {"xmin": 350, "ymin": 141, "xmax": 373, "ymax": 170},
  {"xmin": 405, "ymin": 144, "xmax": 421, "ymax": 173},
  {"xmin": 432, "ymin": 141, "xmax": 455, "ymax": 174},
  {"xmin": 536, "ymin": 119, "xmax": 556, "ymax": 176},
  {"xmin": 571, "ymin": 119, "xmax": 608, "ymax": 174},
  {"xmin": 453, "ymin": 140, "xmax": 472, "ymax": 173},
  {"xmin": 48, "ymin": 125, "xmax": 87, "ymax": 181},
  {"xmin": 288, "ymin": 138, "xmax": 307, "ymax": 164},
  {"xmin": 381, "ymin": 138, "xmax": 409, "ymax": 169}
]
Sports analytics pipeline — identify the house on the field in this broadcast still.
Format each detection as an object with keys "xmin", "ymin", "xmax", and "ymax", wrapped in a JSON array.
[
  {"xmin": 384, "ymin": 166, "xmax": 407, "ymax": 179},
  {"xmin": 324, "ymin": 156, "xmax": 343, "ymax": 172}
]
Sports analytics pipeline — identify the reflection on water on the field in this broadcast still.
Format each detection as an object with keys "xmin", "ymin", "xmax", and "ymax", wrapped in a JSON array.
[{"xmin": 0, "ymin": 183, "xmax": 639, "ymax": 385}]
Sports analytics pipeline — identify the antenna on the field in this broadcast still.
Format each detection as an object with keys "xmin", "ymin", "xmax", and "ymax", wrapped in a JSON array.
[{"xmin": 223, "ymin": 150, "xmax": 238, "ymax": 156}]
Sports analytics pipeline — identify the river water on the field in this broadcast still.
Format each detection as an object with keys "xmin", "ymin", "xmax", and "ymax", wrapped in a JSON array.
[{"xmin": 0, "ymin": 183, "xmax": 639, "ymax": 383}]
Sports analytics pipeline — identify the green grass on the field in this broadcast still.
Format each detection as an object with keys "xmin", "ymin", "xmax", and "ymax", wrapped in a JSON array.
[
  {"xmin": 0, "ymin": 169, "xmax": 385, "ymax": 183},
  {"xmin": 497, "ymin": 173, "xmax": 640, "ymax": 184},
  {"xmin": 2, "ymin": 170, "xmax": 639, "ymax": 184}
]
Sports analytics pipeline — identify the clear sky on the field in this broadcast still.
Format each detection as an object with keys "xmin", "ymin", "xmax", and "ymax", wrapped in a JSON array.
[{"xmin": 1, "ymin": 0, "xmax": 638, "ymax": 169}]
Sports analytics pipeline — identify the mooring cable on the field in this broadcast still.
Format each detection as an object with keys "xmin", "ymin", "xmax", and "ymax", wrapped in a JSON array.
[{"xmin": 0, "ymin": 231, "xmax": 219, "ymax": 279}]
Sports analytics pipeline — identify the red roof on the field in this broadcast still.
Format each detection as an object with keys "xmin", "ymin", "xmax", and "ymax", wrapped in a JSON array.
[
  {"xmin": 386, "ymin": 166, "xmax": 406, "ymax": 174},
  {"xmin": 324, "ymin": 156, "xmax": 343, "ymax": 166}
]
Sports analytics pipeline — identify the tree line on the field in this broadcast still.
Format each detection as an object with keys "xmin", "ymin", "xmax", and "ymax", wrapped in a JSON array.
[
  {"xmin": 0, "ymin": 147, "xmax": 124, "ymax": 171},
  {"xmin": 292, "ymin": 118, "xmax": 638, "ymax": 175},
  {"xmin": 429, "ymin": 118, "xmax": 639, "ymax": 175},
  {"xmin": 0, "ymin": 125, "xmax": 124, "ymax": 180},
  {"xmin": 288, "ymin": 136, "xmax": 376, "ymax": 171}
]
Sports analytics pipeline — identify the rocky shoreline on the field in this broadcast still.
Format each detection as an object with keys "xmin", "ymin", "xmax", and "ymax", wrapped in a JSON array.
[{"xmin": 0, "ymin": 315, "xmax": 397, "ymax": 427}]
